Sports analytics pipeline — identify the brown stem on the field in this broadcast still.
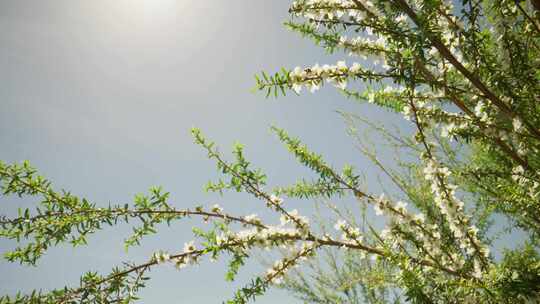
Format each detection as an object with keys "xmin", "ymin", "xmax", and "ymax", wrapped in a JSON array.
[{"xmin": 392, "ymin": 0, "xmax": 540, "ymax": 142}]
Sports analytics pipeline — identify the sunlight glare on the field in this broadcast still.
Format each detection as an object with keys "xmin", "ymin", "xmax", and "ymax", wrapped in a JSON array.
[{"xmin": 112, "ymin": 0, "xmax": 185, "ymax": 22}]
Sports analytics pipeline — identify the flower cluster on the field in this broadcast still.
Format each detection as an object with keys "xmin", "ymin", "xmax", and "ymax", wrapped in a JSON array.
[
  {"xmin": 216, "ymin": 226, "xmax": 303, "ymax": 250},
  {"xmin": 288, "ymin": 60, "xmax": 389, "ymax": 94},
  {"xmin": 150, "ymin": 240, "xmax": 201, "ymax": 270},
  {"xmin": 290, "ymin": 0, "xmax": 370, "ymax": 22},
  {"xmin": 243, "ymin": 213, "xmax": 263, "ymax": 226},
  {"xmin": 280, "ymin": 209, "xmax": 310, "ymax": 229},
  {"xmin": 152, "ymin": 251, "xmax": 171, "ymax": 264},
  {"xmin": 337, "ymin": 35, "xmax": 389, "ymax": 59},
  {"xmin": 423, "ymin": 159, "xmax": 490, "ymax": 276},
  {"xmin": 333, "ymin": 219, "xmax": 363, "ymax": 244},
  {"xmin": 369, "ymin": 193, "xmax": 466, "ymax": 271},
  {"xmin": 269, "ymin": 194, "xmax": 284, "ymax": 206},
  {"xmin": 289, "ymin": 61, "xmax": 350, "ymax": 93},
  {"xmin": 265, "ymin": 242, "xmax": 316, "ymax": 285}
]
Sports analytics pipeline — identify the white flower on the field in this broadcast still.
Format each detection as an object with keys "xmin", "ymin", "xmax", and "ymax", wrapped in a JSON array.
[
  {"xmin": 469, "ymin": 225, "xmax": 479, "ymax": 236},
  {"xmin": 270, "ymin": 194, "xmax": 284, "ymax": 205},
  {"xmin": 373, "ymin": 203, "xmax": 384, "ymax": 216},
  {"xmin": 438, "ymin": 167, "xmax": 451, "ymax": 177},
  {"xmin": 289, "ymin": 209, "xmax": 299, "ymax": 217},
  {"xmin": 365, "ymin": 27, "xmax": 373, "ymax": 36},
  {"xmin": 380, "ymin": 228, "xmax": 391, "ymax": 239},
  {"xmin": 308, "ymin": 82, "xmax": 321, "ymax": 93},
  {"xmin": 271, "ymin": 276, "xmax": 283, "ymax": 285},
  {"xmin": 154, "ymin": 251, "xmax": 170, "ymax": 264},
  {"xmin": 298, "ymin": 215, "xmax": 310, "ymax": 227},
  {"xmin": 175, "ymin": 259, "xmax": 188, "ymax": 269},
  {"xmin": 211, "ymin": 204, "xmax": 223, "ymax": 214},
  {"xmin": 395, "ymin": 14, "xmax": 407, "ymax": 23},
  {"xmin": 454, "ymin": 228, "xmax": 463, "ymax": 239},
  {"xmin": 512, "ymin": 117, "xmax": 523, "ymax": 131},
  {"xmin": 312, "ymin": 63, "xmax": 322, "ymax": 74},
  {"xmin": 481, "ymin": 247, "xmax": 490, "ymax": 258},
  {"xmin": 454, "ymin": 200, "xmax": 464, "ymax": 211},
  {"xmin": 244, "ymin": 213, "xmax": 260, "ymax": 223},
  {"xmin": 183, "ymin": 241, "xmax": 196, "ymax": 253},
  {"xmin": 395, "ymin": 201, "xmax": 408, "ymax": 212},
  {"xmin": 321, "ymin": 64, "xmax": 332, "ymax": 75},
  {"xmin": 413, "ymin": 213, "xmax": 425, "ymax": 223},
  {"xmin": 441, "ymin": 123, "xmax": 455, "ymax": 138},
  {"xmin": 402, "ymin": 105, "xmax": 412, "ymax": 120},
  {"xmin": 291, "ymin": 66, "xmax": 303, "ymax": 77},
  {"xmin": 474, "ymin": 101, "xmax": 483, "ymax": 116},
  {"xmin": 292, "ymin": 83, "xmax": 302, "ymax": 94},
  {"xmin": 334, "ymin": 219, "xmax": 347, "ymax": 231},
  {"xmin": 511, "ymin": 271, "xmax": 519, "ymax": 280},
  {"xmin": 375, "ymin": 36, "xmax": 386, "ymax": 47},
  {"xmin": 383, "ymin": 86, "xmax": 393, "ymax": 93},
  {"xmin": 472, "ymin": 260, "xmax": 483, "ymax": 279},
  {"xmin": 280, "ymin": 214, "xmax": 289, "ymax": 226},
  {"xmin": 336, "ymin": 60, "xmax": 347, "ymax": 71},
  {"xmin": 350, "ymin": 62, "xmax": 361, "ymax": 74},
  {"xmin": 349, "ymin": 227, "xmax": 361, "ymax": 237},
  {"xmin": 367, "ymin": 92, "xmax": 376, "ymax": 103},
  {"xmin": 513, "ymin": 165, "xmax": 525, "ymax": 175}
]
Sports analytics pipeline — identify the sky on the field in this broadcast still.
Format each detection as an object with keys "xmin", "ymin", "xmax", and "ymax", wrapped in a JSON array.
[{"xmin": 0, "ymin": 1, "xmax": 522, "ymax": 303}]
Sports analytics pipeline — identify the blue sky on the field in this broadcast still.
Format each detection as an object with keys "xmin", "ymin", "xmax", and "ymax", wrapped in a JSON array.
[{"xmin": 1, "ymin": 1, "xmax": 518, "ymax": 303}]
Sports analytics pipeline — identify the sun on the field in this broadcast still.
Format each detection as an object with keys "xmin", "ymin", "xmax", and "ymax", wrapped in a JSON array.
[
  {"xmin": 125, "ymin": 0, "xmax": 178, "ymax": 12},
  {"xmin": 111, "ymin": 0, "xmax": 185, "ymax": 21}
]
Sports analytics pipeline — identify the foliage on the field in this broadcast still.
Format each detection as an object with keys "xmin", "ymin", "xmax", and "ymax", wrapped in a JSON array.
[{"xmin": 2, "ymin": 0, "xmax": 540, "ymax": 303}]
